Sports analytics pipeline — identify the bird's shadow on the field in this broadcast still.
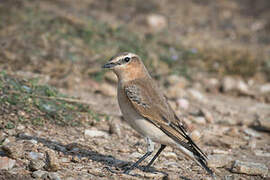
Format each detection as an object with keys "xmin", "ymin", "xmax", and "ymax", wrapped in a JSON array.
[{"xmin": 16, "ymin": 133, "xmax": 174, "ymax": 178}]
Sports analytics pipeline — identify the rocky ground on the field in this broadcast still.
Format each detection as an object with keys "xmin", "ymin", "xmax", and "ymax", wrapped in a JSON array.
[{"xmin": 0, "ymin": 0, "xmax": 270, "ymax": 180}]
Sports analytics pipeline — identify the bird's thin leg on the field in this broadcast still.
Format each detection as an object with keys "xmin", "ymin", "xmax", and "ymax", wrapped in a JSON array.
[
  {"xmin": 144, "ymin": 144, "xmax": 166, "ymax": 172},
  {"xmin": 124, "ymin": 137, "xmax": 154, "ymax": 174}
]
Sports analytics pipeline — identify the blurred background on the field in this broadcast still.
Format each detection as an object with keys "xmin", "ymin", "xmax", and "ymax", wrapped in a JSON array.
[{"xmin": 0, "ymin": 0, "xmax": 270, "ymax": 179}]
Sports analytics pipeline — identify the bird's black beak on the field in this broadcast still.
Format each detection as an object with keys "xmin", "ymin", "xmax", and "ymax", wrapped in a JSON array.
[{"xmin": 102, "ymin": 62, "xmax": 117, "ymax": 69}]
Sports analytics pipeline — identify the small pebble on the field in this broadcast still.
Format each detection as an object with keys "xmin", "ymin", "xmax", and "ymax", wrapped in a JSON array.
[
  {"xmin": 84, "ymin": 129, "xmax": 108, "ymax": 138},
  {"xmin": 0, "ymin": 157, "xmax": 16, "ymax": 170},
  {"xmin": 32, "ymin": 170, "xmax": 48, "ymax": 178},
  {"xmin": 231, "ymin": 160, "xmax": 268, "ymax": 176}
]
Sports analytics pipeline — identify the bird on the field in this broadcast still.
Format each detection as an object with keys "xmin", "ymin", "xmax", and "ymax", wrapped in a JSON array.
[{"xmin": 102, "ymin": 52, "xmax": 214, "ymax": 176}]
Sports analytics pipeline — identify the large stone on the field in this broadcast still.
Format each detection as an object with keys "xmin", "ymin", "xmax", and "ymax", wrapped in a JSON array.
[
  {"xmin": 104, "ymin": 71, "xmax": 117, "ymax": 84},
  {"xmin": 260, "ymin": 83, "xmax": 270, "ymax": 94},
  {"xmin": 108, "ymin": 118, "xmax": 122, "ymax": 137},
  {"xmin": 32, "ymin": 170, "xmax": 48, "ymax": 178},
  {"xmin": 200, "ymin": 108, "xmax": 214, "ymax": 123},
  {"xmin": 218, "ymin": 135, "xmax": 246, "ymax": 149},
  {"xmin": 204, "ymin": 78, "xmax": 220, "ymax": 93},
  {"xmin": 0, "ymin": 157, "xmax": 16, "ymax": 170},
  {"xmin": 236, "ymin": 80, "xmax": 249, "ymax": 95},
  {"xmin": 98, "ymin": 83, "xmax": 117, "ymax": 97},
  {"xmin": 84, "ymin": 129, "xmax": 108, "ymax": 138},
  {"xmin": 243, "ymin": 128, "xmax": 261, "ymax": 138},
  {"xmin": 176, "ymin": 98, "xmax": 189, "ymax": 110},
  {"xmin": 231, "ymin": 160, "xmax": 268, "ymax": 176},
  {"xmin": 45, "ymin": 150, "xmax": 60, "ymax": 172},
  {"xmin": 48, "ymin": 172, "xmax": 61, "ymax": 180},
  {"xmin": 188, "ymin": 89, "xmax": 207, "ymax": 102},
  {"xmin": 191, "ymin": 116, "xmax": 206, "ymax": 124},
  {"xmin": 146, "ymin": 14, "xmax": 167, "ymax": 32},
  {"xmin": 29, "ymin": 159, "xmax": 45, "ymax": 171},
  {"xmin": 162, "ymin": 152, "xmax": 177, "ymax": 159},
  {"xmin": 190, "ymin": 130, "xmax": 201, "ymax": 143},
  {"xmin": 2, "ymin": 142, "xmax": 24, "ymax": 159},
  {"xmin": 254, "ymin": 117, "xmax": 270, "ymax": 132},
  {"xmin": 28, "ymin": 152, "xmax": 44, "ymax": 160},
  {"xmin": 208, "ymin": 154, "xmax": 233, "ymax": 168},
  {"xmin": 222, "ymin": 76, "xmax": 236, "ymax": 92},
  {"xmin": 254, "ymin": 150, "xmax": 270, "ymax": 157},
  {"xmin": 167, "ymin": 83, "xmax": 187, "ymax": 98}
]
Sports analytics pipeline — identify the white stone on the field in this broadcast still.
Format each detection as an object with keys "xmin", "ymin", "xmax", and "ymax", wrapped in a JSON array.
[
  {"xmin": 192, "ymin": 117, "xmax": 206, "ymax": 124},
  {"xmin": 176, "ymin": 98, "xmax": 189, "ymax": 110},
  {"xmin": 162, "ymin": 152, "xmax": 177, "ymax": 159},
  {"xmin": 236, "ymin": 80, "xmax": 249, "ymax": 94},
  {"xmin": 231, "ymin": 160, "xmax": 268, "ymax": 176},
  {"xmin": 84, "ymin": 129, "xmax": 108, "ymax": 138},
  {"xmin": 222, "ymin": 76, "xmax": 236, "ymax": 92},
  {"xmin": 32, "ymin": 170, "xmax": 48, "ymax": 178},
  {"xmin": 0, "ymin": 157, "xmax": 16, "ymax": 170},
  {"xmin": 254, "ymin": 150, "xmax": 270, "ymax": 157},
  {"xmin": 188, "ymin": 89, "xmax": 206, "ymax": 102},
  {"xmin": 243, "ymin": 128, "xmax": 261, "ymax": 138},
  {"xmin": 29, "ymin": 152, "xmax": 44, "ymax": 160},
  {"xmin": 190, "ymin": 130, "xmax": 201, "ymax": 142},
  {"xmin": 212, "ymin": 149, "xmax": 230, "ymax": 154},
  {"xmin": 146, "ymin": 14, "xmax": 167, "ymax": 31},
  {"xmin": 260, "ymin": 83, "xmax": 270, "ymax": 94}
]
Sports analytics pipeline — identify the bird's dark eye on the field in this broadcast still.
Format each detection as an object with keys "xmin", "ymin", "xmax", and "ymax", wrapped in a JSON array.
[{"xmin": 124, "ymin": 57, "xmax": 130, "ymax": 62}]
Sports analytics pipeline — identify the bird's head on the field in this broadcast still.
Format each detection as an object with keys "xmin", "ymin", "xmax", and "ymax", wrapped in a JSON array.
[{"xmin": 103, "ymin": 52, "xmax": 149, "ymax": 81}]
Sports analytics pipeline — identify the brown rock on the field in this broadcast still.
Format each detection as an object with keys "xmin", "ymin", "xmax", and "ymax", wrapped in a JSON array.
[
  {"xmin": 71, "ymin": 156, "xmax": 80, "ymax": 163},
  {"xmin": 98, "ymin": 83, "xmax": 117, "ymax": 97},
  {"xmin": 108, "ymin": 118, "xmax": 122, "ymax": 137},
  {"xmin": 191, "ymin": 117, "xmax": 206, "ymax": 125},
  {"xmin": 253, "ymin": 117, "xmax": 270, "ymax": 132},
  {"xmin": 2, "ymin": 142, "xmax": 24, "ymax": 159},
  {"xmin": 29, "ymin": 159, "xmax": 45, "ymax": 171},
  {"xmin": 204, "ymin": 78, "xmax": 220, "ymax": 93},
  {"xmin": 0, "ymin": 157, "xmax": 16, "ymax": 170},
  {"xmin": 45, "ymin": 150, "xmax": 60, "ymax": 172},
  {"xmin": 200, "ymin": 108, "xmax": 214, "ymax": 123},
  {"xmin": 190, "ymin": 130, "xmax": 201, "ymax": 143},
  {"xmin": 208, "ymin": 135, "xmax": 246, "ymax": 149},
  {"xmin": 167, "ymin": 85, "xmax": 186, "ymax": 98},
  {"xmin": 208, "ymin": 154, "xmax": 233, "ymax": 168},
  {"xmin": 167, "ymin": 75, "xmax": 187, "ymax": 87},
  {"xmin": 222, "ymin": 76, "xmax": 236, "ymax": 92},
  {"xmin": 104, "ymin": 71, "xmax": 117, "ymax": 84}
]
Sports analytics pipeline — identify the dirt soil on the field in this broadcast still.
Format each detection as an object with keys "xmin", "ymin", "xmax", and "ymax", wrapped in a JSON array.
[{"xmin": 0, "ymin": 0, "xmax": 270, "ymax": 180}]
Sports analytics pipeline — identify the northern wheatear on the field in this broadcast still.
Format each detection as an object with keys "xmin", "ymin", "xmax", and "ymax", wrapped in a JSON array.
[{"xmin": 103, "ymin": 52, "xmax": 213, "ymax": 176}]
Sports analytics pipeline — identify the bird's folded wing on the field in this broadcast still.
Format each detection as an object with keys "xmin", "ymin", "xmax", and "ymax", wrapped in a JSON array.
[{"xmin": 124, "ymin": 79, "xmax": 207, "ymax": 161}]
